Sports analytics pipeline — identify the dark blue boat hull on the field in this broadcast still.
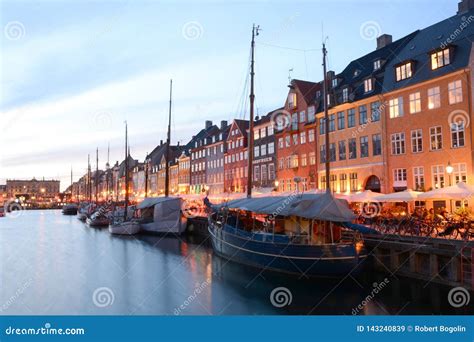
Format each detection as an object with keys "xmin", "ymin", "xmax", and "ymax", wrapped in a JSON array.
[{"xmin": 208, "ymin": 222, "xmax": 368, "ymax": 277}]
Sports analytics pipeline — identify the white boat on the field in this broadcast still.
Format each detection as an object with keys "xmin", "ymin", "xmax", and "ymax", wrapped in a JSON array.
[
  {"xmin": 109, "ymin": 220, "xmax": 141, "ymax": 235},
  {"xmin": 138, "ymin": 197, "xmax": 187, "ymax": 234}
]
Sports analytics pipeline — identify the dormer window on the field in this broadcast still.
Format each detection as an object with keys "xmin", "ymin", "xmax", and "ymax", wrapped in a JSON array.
[
  {"xmin": 327, "ymin": 94, "xmax": 331, "ymax": 106},
  {"xmin": 395, "ymin": 61, "xmax": 413, "ymax": 81},
  {"xmin": 364, "ymin": 78, "xmax": 373, "ymax": 93},
  {"xmin": 316, "ymin": 90, "xmax": 321, "ymax": 98},
  {"xmin": 342, "ymin": 88, "xmax": 349, "ymax": 102},
  {"xmin": 288, "ymin": 92, "xmax": 297, "ymax": 108},
  {"xmin": 353, "ymin": 69, "xmax": 361, "ymax": 77},
  {"xmin": 373, "ymin": 59, "xmax": 381, "ymax": 71},
  {"xmin": 332, "ymin": 78, "xmax": 338, "ymax": 88},
  {"xmin": 431, "ymin": 48, "xmax": 451, "ymax": 70}
]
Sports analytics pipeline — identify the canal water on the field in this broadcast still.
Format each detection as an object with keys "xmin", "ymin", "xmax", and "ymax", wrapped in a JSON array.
[{"xmin": 0, "ymin": 210, "xmax": 471, "ymax": 315}]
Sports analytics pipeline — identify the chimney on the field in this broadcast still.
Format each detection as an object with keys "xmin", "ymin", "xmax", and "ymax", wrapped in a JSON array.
[
  {"xmin": 220, "ymin": 120, "xmax": 228, "ymax": 130},
  {"xmin": 376, "ymin": 34, "xmax": 392, "ymax": 50},
  {"xmin": 160, "ymin": 140, "xmax": 163, "ymax": 146},
  {"xmin": 458, "ymin": 0, "xmax": 474, "ymax": 13},
  {"xmin": 326, "ymin": 70, "xmax": 335, "ymax": 80},
  {"xmin": 205, "ymin": 120, "xmax": 212, "ymax": 129}
]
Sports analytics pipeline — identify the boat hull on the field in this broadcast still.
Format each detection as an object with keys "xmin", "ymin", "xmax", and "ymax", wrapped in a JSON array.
[
  {"xmin": 86, "ymin": 218, "xmax": 110, "ymax": 227},
  {"xmin": 208, "ymin": 222, "xmax": 368, "ymax": 277},
  {"xmin": 109, "ymin": 221, "xmax": 140, "ymax": 235},
  {"xmin": 62, "ymin": 208, "xmax": 78, "ymax": 215}
]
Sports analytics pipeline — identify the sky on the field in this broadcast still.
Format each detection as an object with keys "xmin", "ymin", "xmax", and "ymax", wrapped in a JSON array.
[{"xmin": 0, "ymin": 0, "xmax": 453, "ymax": 190}]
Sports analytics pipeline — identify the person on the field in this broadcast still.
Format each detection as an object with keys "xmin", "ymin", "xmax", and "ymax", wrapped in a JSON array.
[
  {"xmin": 440, "ymin": 207, "xmax": 449, "ymax": 220},
  {"xmin": 428, "ymin": 208, "xmax": 435, "ymax": 221},
  {"xmin": 422, "ymin": 208, "xmax": 428, "ymax": 220}
]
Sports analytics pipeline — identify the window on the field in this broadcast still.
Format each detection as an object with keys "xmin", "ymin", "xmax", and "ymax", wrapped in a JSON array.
[
  {"xmin": 395, "ymin": 61, "xmax": 412, "ymax": 81},
  {"xmin": 338, "ymin": 140, "xmax": 346, "ymax": 160},
  {"xmin": 254, "ymin": 165, "xmax": 260, "ymax": 181},
  {"xmin": 278, "ymin": 138, "xmax": 284, "ymax": 149},
  {"xmin": 332, "ymin": 78, "xmax": 338, "ymax": 88},
  {"xmin": 370, "ymin": 101, "xmax": 381, "ymax": 122},
  {"xmin": 409, "ymin": 92, "xmax": 421, "ymax": 113},
  {"xmin": 330, "ymin": 174, "xmax": 337, "ymax": 193},
  {"xmin": 320, "ymin": 176, "xmax": 326, "ymax": 191},
  {"xmin": 349, "ymin": 173, "xmax": 358, "ymax": 192},
  {"xmin": 364, "ymin": 78, "xmax": 373, "ymax": 93},
  {"xmin": 254, "ymin": 146, "xmax": 260, "ymax": 157},
  {"xmin": 342, "ymin": 88, "xmax": 349, "ymax": 102},
  {"xmin": 291, "ymin": 113, "xmax": 298, "ymax": 130},
  {"xmin": 286, "ymin": 157, "xmax": 291, "ymax": 169},
  {"xmin": 360, "ymin": 136, "xmax": 369, "ymax": 157},
  {"xmin": 261, "ymin": 165, "xmax": 267, "ymax": 181},
  {"xmin": 339, "ymin": 174, "xmax": 347, "ymax": 193},
  {"xmin": 261, "ymin": 144, "xmax": 267, "ymax": 156},
  {"xmin": 389, "ymin": 97, "xmax": 404, "ymax": 118},
  {"xmin": 411, "ymin": 129, "xmax": 423, "ymax": 153},
  {"xmin": 359, "ymin": 105, "xmax": 368, "ymax": 125},
  {"xmin": 285, "ymin": 135, "xmax": 291, "ymax": 147},
  {"xmin": 320, "ymin": 144, "xmax": 326, "ymax": 163},
  {"xmin": 329, "ymin": 143, "xmax": 336, "ymax": 162},
  {"xmin": 431, "ymin": 48, "xmax": 450, "ymax": 70},
  {"xmin": 337, "ymin": 111, "xmax": 345, "ymax": 130},
  {"xmin": 428, "ymin": 87, "xmax": 441, "ymax": 109},
  {"xmin": 451, "ymin": 120, "xmax": 465, "ymax": 148},
  {"xmin": 373, "ymin": 59, "xmax": 381, "ymax": 70},
  {"xmin": 268, "ymin": 125, "xmax": 274, "ymax": 136},
  {"xmin": 347, "ymin": 109, "xmax": 356, "ymax": 128},
  {"xmin": 372, "ymin": 134, "xmax": 381, "ymax": 156},
  {"xmin": 413, "ymin": 166, "xmax": 425, "ymax": 191},
  {"xmin": 278, "ymin": 158, "xmax": 284, "ymax": 170},
  {"xmin": 430, "ymin": 126, "xmax": 442, "ymax": 150},
  {"xmin": 288, "ymin": 93, "xmax": 297, "ymax": 108},
  {"xmin": 308, "ymin": 129, "xmax": 315, "ymax": 142},
  {"xmin": 453, "ymin": 163, "xmax": 467, "ymax": 184},
  {"xmin": 300, "ymin": 132, "xmax": 306, "ymax": 144},
  {"xmin": 329, "ymin": 114, "xmax": 336, "ymax": 132},
  {"xmin": 448, "ymin": 80, "xmax": 463, "ymax": 104},
  {"xmin": 391, "ymin": 132, "xmax": 405, "ymax": 155},
  {"xmin": 432, "ymin": 165, "xmax": 445, "ymax": 188},
  {"xmin": 301, "ymin": 154, "xmax": 307, "ymax": 167},
  {"xmin": 290, "ymin": 154, "xmax": 299, "ymax": 168},
  {"xmin": 299, "ymin": 111, "xmax": 306, "ymax": 123},
  {"xmin": 348, "ymin": 138, "xmax": 357, "ymax": 159},
  {"xmin": 269, "ymin": 163, "xmax": 275, "ymax": 180},
  {"xmin": 308, "ymin": 106, "xmax": 315, "ymax": 123},
  {"xmin": 268, "ymin": 142, "xmax": 275, "ymax": 154},
  {"xmin": 260, "ymin": 128, "xmax": 266, "ymax": 138},
  {"xmin": 309, "ymin": 152, "xmax": 316, "ymax": 165},
  {"xmin": 292, "ymin": 134, "xmax": 298, "ymax": 145},
  {"xmin": 254, "ymin": 130, "xmax": 260, "ymax": 140},
  {"xmin": 393, "ymin": 168, "xmax": 407, "ymax": 183},
  {"xmin": 319, "ymin": 117, "xmax": 325, "ymax": 134}
]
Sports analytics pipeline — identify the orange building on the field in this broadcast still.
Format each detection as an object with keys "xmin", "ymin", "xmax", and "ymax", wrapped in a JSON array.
[
  {"xmin": 224, "ymin": 119, "xmax": 249, "ymax": 193},
  {"xmin": 275, "ymin": 79, "xmax": 320, "ymax": 192}
]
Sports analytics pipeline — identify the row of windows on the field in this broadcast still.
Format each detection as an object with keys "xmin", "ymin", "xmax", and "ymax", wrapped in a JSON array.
[
  {"xmin": 278, "ymin": 153, "xmax": 316, "ymax": 170},
  {"xmin": 253, "ymin": 164, "xmax": 276, "ymax": 182},
  {"xmin": 319, "ymin": 101, "xmax": 381, "ymax": 134},
  {"xmin": 227, "ymin": 138, "xmax": 244, "ymax": 150},
  {"xmin": 225, "ymin": 167, "xmax": 248, "ymax": 180},
  {"xmin": 320, "ymin": 134, "xmax": 382, "ymax": 162},
  {"xmin": 278, "ymin": 129, "xmax": 315, "ymax": 149},
  {"xmin": 395, "ymin": 48, "xmax": 451, "ymax": 82},
  {"xmin": 393, "ymin": 163, "xmax": 466, "ymax": 190},
  {"xmin": 389, "ymin": 80, "xmax": 463, "ymax": 118},
  {"xmin": 391, "ymin": 123, "xmax": 465, "ymax": 155},
  {"xmin": 254, "ymin": 143, "xmax": 275, "ymax": 157},
  {"xmin": 320, "ymin": 173, "xmax": 358, "ymax": 193},
  {"xmin": 225, "ymin": 151, "xmax": 249, "ymax": 164},
  {"xmin": 207, "ymin": 158, "xmax": 224, "ymax": 170},
  {"xmin": 254, "ymin": 125, "xmax": 274, "ymax": 140},
  {"xmin": 278, "ymin": 178, "xmax": 309, "ymax": 192}
]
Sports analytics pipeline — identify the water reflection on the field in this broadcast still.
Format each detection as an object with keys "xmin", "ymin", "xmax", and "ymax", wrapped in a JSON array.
[{"xmin": 0, "ymin": 210, "xmax": 472, "ymax": 315}]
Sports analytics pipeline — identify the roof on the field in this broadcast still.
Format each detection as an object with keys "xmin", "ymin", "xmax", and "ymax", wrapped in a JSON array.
[
  {"xmin": 291, "ymin": 79, "xmax": 321, "ymax": 105},
  {"xmin": 383, "ymin": 8, "xmax": 474, "ymax": 92},
  {"xmin": 148, "ymin": 142, "xmax": 183, "ymax": 167},
  {"xmin": 234, "ymin": 119, "xmax": 249, "ymax": 134},
  {"xmin": 118, "ymin": 155, "xmax": 138, "ymax": 177},
  {"xmin": 137, "ymin": 196, "xmax": 181, "ymax": 209}
]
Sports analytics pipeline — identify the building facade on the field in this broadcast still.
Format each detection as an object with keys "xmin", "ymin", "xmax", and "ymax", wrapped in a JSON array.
[
  {"xmin": 252, "ymin": 112, "xmax": 277, "ymax": 190},
  {"xmin": 224, "ymin": 119, "xmax": 249, "ymax": 193}
]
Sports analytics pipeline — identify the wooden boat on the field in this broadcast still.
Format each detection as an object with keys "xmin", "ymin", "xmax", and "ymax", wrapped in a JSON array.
[
  {"xmin": 208, "ymin": 192, "xmax": 371, "ymax": 277},
  {"xmin": 62, "ymin": 203, "xmax": 78, "ymax": 215},
  {"xmin": 109, "ymin": 219, "xmax": 140, "ymax": 235},
  {"xmin": 86, "ymin": 209, "xmax": 110, "ymax": 227}
]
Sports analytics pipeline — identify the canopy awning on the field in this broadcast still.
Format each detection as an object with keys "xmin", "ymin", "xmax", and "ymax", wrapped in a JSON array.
[
  {"xmin": 137, "ymin": 196, "xmax": 181, "ymax": 209},
  {"xmin": 418, "ymin": 182, "xmax": 474, "ymax": 200},
  {"xmin": 347, "ymin": 190, "xmax": 380, "ymax": 202},
  {"xmin": 374, "ymin": 189, "xmax": 422, "ymax": 202}
]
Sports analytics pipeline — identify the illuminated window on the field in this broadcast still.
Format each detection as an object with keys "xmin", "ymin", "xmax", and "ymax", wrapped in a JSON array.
[
  {"xmin": 309, "ymin": 152, "xmax": 316, "ymax": 165},
  {"xmin": 364, "ymin": 78, "xmax": 373, "ymax": 93},
  {"xmin": 338, "ymin": 140, "xmax": 346, "ymax": 160},
  {"xmin": 300, "ymin": 132, "xmax": 306, "ymax": 144},
  {"xmin": 411, "ymin": 129, "xmax": 423, "ymax": 153},
  {"xmin": 427, "ymin": 87, "xmax": 441, "ymax": 109},
  {"xmin": 431, "ymin": 48, "xmax": 450, "ymax": 70},
  {"xmin": 395, "ymin": 62, "xmax": 413, "ymax": 81},
  {"xmin": 430, "ymin": 126, "xmax": 442, "ymax": 150},
  {"xmin": 393, "ymin": 168, "xmax": 407, "ymax": 182},
  {"xmin": 349, "ymin": 173, "xmax": 358, "ymax": 192},
  {"xmin": 342, "ymin": 88, "xmax": 349, "ymax": 102},
  {"xmin": 413, "ymin": 166, "xmax": 424, "ymax": 190},
  {"xmin": 409, "ymin": 92, "xmax": 421, "ymax": 113},
  {"xmin": 308, "ymin": 129, "xmax": 315, "ymax": 142},
  {"xmin": 299, "ymin": 111, "xmax": 306, "ymax": 123},
  {"xmin": 301, "ymin": 154, "xmax": 307, "ymax": 167},
  {"xmin": 453, "ymin": 163, "xmax": 467, "ymax": 184},
  {"xmin": 451, "ymin": 121, "xmax": 465, "ymax": 148},
  {"xmin": 339, "ymin": 174, "xmax": 347, "ymax": 192},
  {"xmin": 448, "ymin": 80, "xmax": 463, "ymax": 104},
  {"xmin": 391, "ymin": 132, "xmax": 405, "ymax": 155},
  {"xmin": 432, "ymin": 165, "xmax": 445, "ymax": 188},
  {"xmin": 389, "ymin": 97, "xmax": 404, "ymax": 118},
  {"xmin": 288, "ymin": 93, "xmax": 297, "ymax": 108},
  {"xmin": 373, "ymin": 59, "xmax": 381, "ymax": 70}
]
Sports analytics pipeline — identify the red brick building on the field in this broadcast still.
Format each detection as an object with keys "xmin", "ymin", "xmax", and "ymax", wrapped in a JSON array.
[{"xmin": 224, "ymin": 119, "xmax": 249, "ymax": 193}]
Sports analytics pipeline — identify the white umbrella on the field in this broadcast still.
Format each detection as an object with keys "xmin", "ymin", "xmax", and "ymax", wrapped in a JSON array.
[
  {"xmin": 418, "ymin": 182, "xmax": 474, "ymax": 200},
  {"xmin": 374, "ymin": 189, "xmax": 422, "ymax": 202},
  {"xmin": 347, "ymin": 190, "xmax": 380, "ymax": 202}
]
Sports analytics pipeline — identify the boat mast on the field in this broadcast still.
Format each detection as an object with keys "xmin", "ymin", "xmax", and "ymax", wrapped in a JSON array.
[
  {"xmin": 88, "ymin": 154, "xmax": 92, "ymax": 203},
  {"xmin": 70, "ymin": 166, "xmax": 73, "ymax": 202},
  {"xmin": 106, "ymin": 143, "xmax": 110, "ymax": 202},
  {"xmin": 124, "ymin": 121, "xmax": 129, "ymax": 220},
  {"xmin": 247, "ymin": 24, "xmax": 259, "ymax": 199},
  {"xmin": 322, "ymin": 43, "xmax": 330, "ymax": 193},
  {"xmin": 95, "ymin": 148, "xmax": 99, "ymax": 203},
  {"xmin": 165, "ymin": 79, "xmax": 172, "ymax": 197}
]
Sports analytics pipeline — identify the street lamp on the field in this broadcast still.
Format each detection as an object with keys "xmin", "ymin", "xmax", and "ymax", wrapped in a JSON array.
[
  {"xmin": 274, "ymin": 180, "xmax": 279, "ymax": 190},
  {"xmin": 446, "ymin": 161, "xmax": 453, "ymax": 186}
]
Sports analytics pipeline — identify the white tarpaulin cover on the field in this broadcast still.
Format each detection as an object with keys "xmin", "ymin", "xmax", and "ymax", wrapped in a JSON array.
[
  {"xmin": 347, "ymin": 190, "xmax": 380, "ymax": 203},
  {"xmin": 418, "ymin": 182, "xmax": 474, "ymax": 200},
  {"xmin": 138, "ymin": 197, "xmax": 186, "ymax": 234},
  {"xmin": 215, "ymin": 192, "xmax": 356, "ymax": 222},
  {"xmin": 374, "ymin": 189, "xmax": 423, "ymax": 202}
]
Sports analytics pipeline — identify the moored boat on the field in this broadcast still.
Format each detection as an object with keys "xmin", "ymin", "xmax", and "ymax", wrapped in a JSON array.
[
  {"xmin": 86, "ymin": 209, "xmax": 110, "ymax": 227},
  {"xmin": 109, "ymin": 219, "xmax": 141, "ymax": 235},
  {"xmin": 208, "ymin": 192, "xmax": 371, "ymax": 277},
  {"xmin": 138, "ymin": 197, "xmax": 187, "ymax": 234},
  {"xmin": 0, "ymin": 207, "xmax": 4, "ymax": 217},
  {"xmin": 62, "ymin": 203, "xmax": 78, "ymax": 215}
]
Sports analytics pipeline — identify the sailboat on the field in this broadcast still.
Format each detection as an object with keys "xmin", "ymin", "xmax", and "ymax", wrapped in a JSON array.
[
  {"xmin": 138, "ymin": 80, "xmax": 188, "ymax": 235},
  {"xmin": 109, "ymin": 122, "xmax": 141, "ymax": 235},
  {"xmin": 86, "ymin": 148, "xmax": 111, "ymax": 227},
  {"xmin": 207, "ymin": 27, "xmax": 369, "ymax": 277},
  {"xmin": 62, "ymin": 167, "xmax": 78, "ymax": 215}
]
